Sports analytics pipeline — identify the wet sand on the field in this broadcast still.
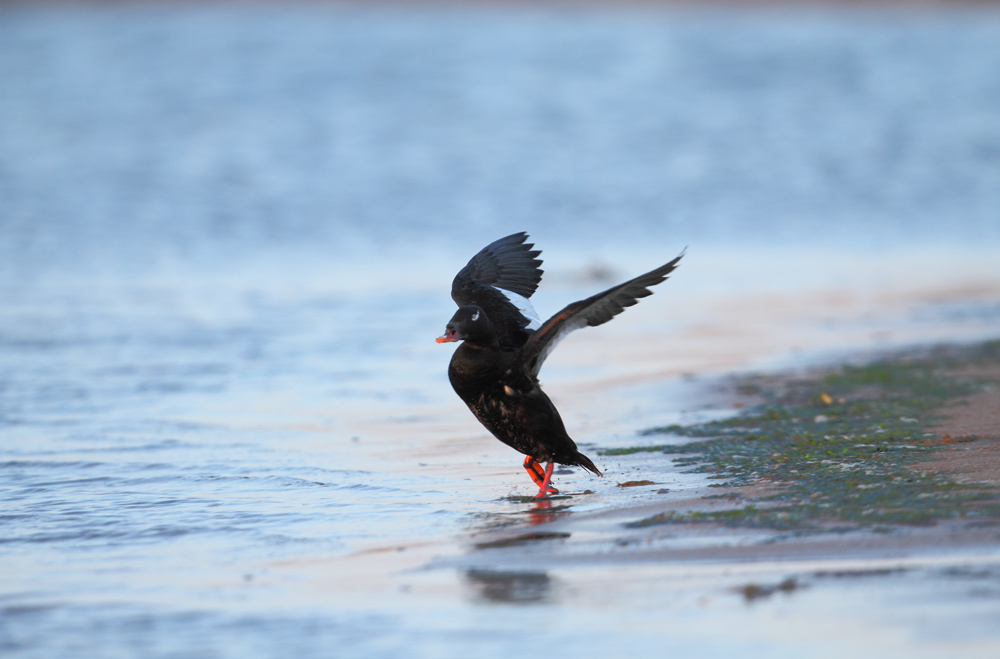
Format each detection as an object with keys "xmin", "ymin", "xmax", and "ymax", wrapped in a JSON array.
[
  {"xmin": 303, "ymin": 339, "xmax": 1000, "ymax": 656},
  {"xmin": 446, "ymin": 342, "xmax": 1000, "ymax": 556},
  {"xmin": 922, "ymin": 370, "xmax": 1000, "ymax": 488}
]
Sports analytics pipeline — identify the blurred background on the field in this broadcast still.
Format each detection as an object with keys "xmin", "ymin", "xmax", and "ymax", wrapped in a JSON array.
[
  {"xmin": 3, "ymin": 2, "xmax": 999, "ymax": 278},
  {"xmin": 1, "ymin": 1, "xmax": 999, "ymax": 656}
]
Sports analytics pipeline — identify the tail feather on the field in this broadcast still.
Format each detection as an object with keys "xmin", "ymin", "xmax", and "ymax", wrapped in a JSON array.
[{"xmin": 572, "ymin": 452, "xmax": 602, "ymax": 477}]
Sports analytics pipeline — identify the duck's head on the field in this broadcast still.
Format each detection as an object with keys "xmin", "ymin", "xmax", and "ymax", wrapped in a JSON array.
[{"xmin": 435, "ymin": 306, "xmax": 495, "ymax": 347}]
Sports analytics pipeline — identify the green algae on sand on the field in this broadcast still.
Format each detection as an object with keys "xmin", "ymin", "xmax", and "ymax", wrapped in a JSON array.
[{"xmin": 611, "ymin": 341, "xmax": 1000, "ymax": 531}]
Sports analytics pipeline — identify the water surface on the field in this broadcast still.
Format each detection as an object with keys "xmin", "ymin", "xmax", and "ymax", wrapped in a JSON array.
[{"xmin": 2, "ymin": 4, "xmax": 1000, "ymax": 657}]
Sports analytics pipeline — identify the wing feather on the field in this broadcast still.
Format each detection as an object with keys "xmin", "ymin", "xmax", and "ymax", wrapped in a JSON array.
[
  {"xmin": 451, "ymin": 232, "xmax": 544, "ymax": 306},
  {"xmin": 523, "ymin": 251, "xmax": 684, "ymax": 377}
]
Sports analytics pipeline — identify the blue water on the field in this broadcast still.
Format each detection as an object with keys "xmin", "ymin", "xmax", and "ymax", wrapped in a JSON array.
[{"xmin": 2, "ymin": 4, "xmax": 1000, "ymax": 657}]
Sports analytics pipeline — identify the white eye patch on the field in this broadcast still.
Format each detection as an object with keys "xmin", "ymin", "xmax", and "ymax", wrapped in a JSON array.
[{"xmin": 472, "ymin": 310, "xmax": 480, "ymax": 322}]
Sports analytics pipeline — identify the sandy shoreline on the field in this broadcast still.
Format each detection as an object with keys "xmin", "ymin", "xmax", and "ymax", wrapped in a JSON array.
[
  {"xmin": 433, "ymin": 341, "xmax": 1000, "ymax": 576},
  {"xmin": 287, "ymin": 342, "xmax": 1000, "ymax": 655}
]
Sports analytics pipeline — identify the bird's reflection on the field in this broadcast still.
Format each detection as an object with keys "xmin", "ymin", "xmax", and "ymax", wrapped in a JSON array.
[
  {"xmin": 465, "ymin": 569, "xmax": 552, "ymax": 604},
  {"xmin": 528, "ymin": 498, "xmax": 557, "ymax": 525},
  {"xmin": 465, "ymin": 496, "xmax": 575, "ymax": 536}
]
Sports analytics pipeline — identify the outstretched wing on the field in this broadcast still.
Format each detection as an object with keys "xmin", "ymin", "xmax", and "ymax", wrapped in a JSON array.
[
  {"xmin": 450, "ymin": 232, "xmax": 545, "ymax": 349},
  {"xmin": 451, "ymin": 232, "xmax": 544, "ymax": 305},
  {"xmin": 522, "ymin": 251, "xmax": 684, "ymax": 377}
]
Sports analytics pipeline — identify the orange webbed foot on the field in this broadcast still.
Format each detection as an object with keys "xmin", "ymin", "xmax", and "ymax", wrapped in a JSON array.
[{"xmin": 523, "ymin": 456, "xmax": 559, "ymax": 497}]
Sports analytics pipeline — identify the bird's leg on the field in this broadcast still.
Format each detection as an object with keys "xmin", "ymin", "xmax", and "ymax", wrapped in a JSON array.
[
  {"xmin": 523, "ymin": 456, "xmax": 559, "ymax": 496},
  {"xmin": 536, "ymin": 462, "xmax": 556, "ymax": 499},
  {"xmin": 522, "ymin": 455, "xmax": 546, "ymax": 486}
]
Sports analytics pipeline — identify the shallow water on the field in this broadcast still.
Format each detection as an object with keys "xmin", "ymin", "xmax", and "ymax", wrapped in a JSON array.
[{"xmin": 2, "ymin": 4, "xmax": 1000, "ymax": 657}]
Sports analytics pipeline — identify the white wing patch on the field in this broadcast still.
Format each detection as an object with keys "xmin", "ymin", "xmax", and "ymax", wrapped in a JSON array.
[
  {"xmin": 530, "ymin": 315, "xmax": 589, "ymax": 376},
  {"xmin": 495, "ymin": 287, "xmax": 541, "ymax": 330}
]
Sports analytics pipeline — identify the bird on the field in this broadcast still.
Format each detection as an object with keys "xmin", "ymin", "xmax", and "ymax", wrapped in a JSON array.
[{"xmin": 436, "ymin": 232, "xmax": 683, "ymax": 498}]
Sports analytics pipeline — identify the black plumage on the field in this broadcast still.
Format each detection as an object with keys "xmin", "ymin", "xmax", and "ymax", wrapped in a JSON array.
[{"xmin": 436, "ymin": 232, "xmax": 683, "ymax": 497}]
